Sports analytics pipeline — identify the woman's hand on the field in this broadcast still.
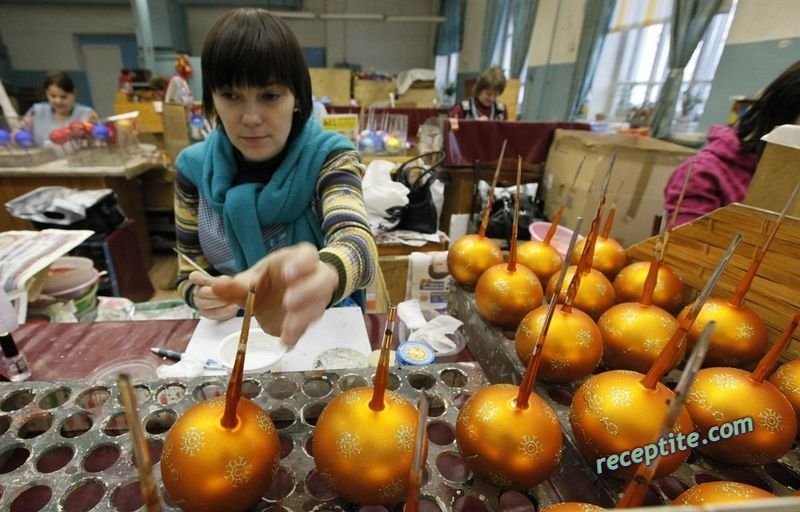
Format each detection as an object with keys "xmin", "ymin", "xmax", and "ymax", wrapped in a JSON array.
[
  {"xmin": 189, "ymin": 271, "xmax": 240, "ymax": 321},
  {"xmin": 212, "ymin": 243, "xmax": 339, "ymax": 346}
]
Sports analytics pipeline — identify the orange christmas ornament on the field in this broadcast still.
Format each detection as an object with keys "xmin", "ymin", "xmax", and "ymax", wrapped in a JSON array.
[
  {"xmin": 517, "ymin": 217, "xmax": 604, "ymax": 383},
  {"xmin": 672, "ymin": 482, "xmax": 775, "ymax": 505},
  {"xmin": 475, "ymin": 157, "xmax": 543, "ymax": 327},
  {"xmin": 682, "ymin": 183, "xmax": 799, "ymax": 367},
  {"xmin": 517, "ymin": 157, "xmax": 584, "ymax": 284},
  {"xmin": 613, "ymin": 165, "xmax": 692, "ymax": 314},
  {"xmin": 685, "ymin": 312, "xmax": 800, "ymax": 465},
  {"xmin": 599, "ymin": 217, "xmax": 680, "ymax": 373},
  {"xmin": 447, "ymin": 141, "xmax": 507, "ymax": 287},
  {"xmin": 457, "ymin": 273, "xmax": 564, "ymax": 489},
  {"xmin": 570, "ymin": 181, "xmax": 627, "ymax": 279},
  {"xmin": 313, "ymin": 307, "xmax": 418, "ymax": 505},
  {"xmin": 770, "ymin": 358, "xmax": 800, "ymax": 425},
  {"xmin": 547, "ymin": 155, "xmax": 616, "ymax": 319},
  {"xmin": 161, "ymin": 291, "xmax": 281, "ymax": 512},
  {"xmin": 570, "ymin": 236, "xmax": 741, "ymax": 479}
]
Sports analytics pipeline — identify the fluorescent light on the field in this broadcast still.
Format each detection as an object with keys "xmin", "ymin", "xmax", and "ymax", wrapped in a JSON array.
[
  {"xmin": 272, "ymin": 11, "xmax": 317, "ymax": 20},
  {"xmin": 319, "ymin": 13, "xmax": 384, "ymax": 21},
  {"xmin": 385, "ymin": 16, "xmax": 447, "ymax": 22}
]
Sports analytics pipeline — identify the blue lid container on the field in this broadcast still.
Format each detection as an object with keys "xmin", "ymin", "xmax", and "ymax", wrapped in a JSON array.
[{"xmin": 397, "ymin": 341, "xmax": 435, "ymax": 366}]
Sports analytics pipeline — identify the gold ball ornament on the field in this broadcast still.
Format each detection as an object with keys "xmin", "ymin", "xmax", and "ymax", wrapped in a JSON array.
[
  {"xmin": 681, "ymin": 298, "xmax": 769, "ymax": 367},
  {"xmin": 571, "ymin": 237, "xmax": 627, "ymax": 278},
  {"xmin": 569, "ymin": 371, "xmax": 693, "ymax": 479},
  {"xmin": 517, "ymin": 240, "xmax": 563, "ymax": 285},
  {"xmin": 313, "ymin": 387, "xmax": 417, "ymax": 505},
  {"xmin": 769, "ymin": 360, "xmax": 800, "ymax": 425},
  {"xmin": 598, "ymin": 303, "xmax": 679, "ymax": 373},
  {"xmin": 672, "ymin": 481, "xmax": 775, "ymax": 505},
  {"xmin": 455, "ymin": 384, "xmax": 562, "ymax": 489},
  {"xmin": 516, "ymin": 305, "xmax": 603, "ymax": 382},
  {"xmin": 613, "ymin": 261, "xmax": 685, "ymax": 314},
  {"xmin": 685, "ymin": 367, "xmax": 797, "ymax": 465},
  {"xmin": 476, "ymin": 263, "xmax": 543, "ymax": 327},
  {"xmin": 541, "ymin": 504, "xmax": 605, "ymax": 512},
  {"xmin": 160, "ymin": 398, "xmax": 280, "ymax": 512},
  {"xmin": 546, "ymin": 266, "xmax": 615, "ymax": 320},
  {"xmin": 447, "ymin": 235, "xmax": 504, "ymax": 287}
]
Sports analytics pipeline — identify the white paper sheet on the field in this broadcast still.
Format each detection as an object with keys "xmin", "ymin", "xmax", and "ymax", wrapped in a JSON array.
[{"xmin": 185, "ymin": 307, "xmax": 372, "ymax": 375}]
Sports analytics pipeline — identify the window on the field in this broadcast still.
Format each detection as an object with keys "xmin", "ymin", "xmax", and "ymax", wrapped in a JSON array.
[
  {"xmin": 434, "ymin": 53, "xmax": 459, "ymax": 104},
  {"xmin": 587, "ymin": 0, "xmax": 737, "ymax": 132}
]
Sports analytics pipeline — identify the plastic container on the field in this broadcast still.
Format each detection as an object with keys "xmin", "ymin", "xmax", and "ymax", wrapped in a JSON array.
[
  {"xmin": 396, "ymin": 308, "xmax": 467, "ymax": 363},
  {"xmin": 47, "ymin": 269, "xmax": 102, "ymax": 300},
  {"xmin": 529, "ymin": 221, "xmax": 584, "ymax": 258},
  {"xmin": 397, "ymin": 341, "xmax": 436, "ymax": 366},
  {"xmin": 42, "ymin": 257, "xmax": 96, "ymax": 295},
  {"xmin": 217, "ymin": 329, "xmax": 287, "ymax": 373}
]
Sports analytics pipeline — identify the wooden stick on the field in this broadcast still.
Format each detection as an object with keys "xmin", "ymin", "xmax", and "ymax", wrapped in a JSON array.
[
  {"xmin": 370, "ymin": 306, "xmax": 397, "ymax": 412},
  {"xmin": 477, "ymin": 140, "xmax": 508, "ymax": 237},
  {"xmin": 118, "ymin": 374, "xmax": 162, "ymax": 511},
  {"xmin": 173, "ymin": 247, "xmax": 212, "ymax": 278},
  {"xmin": 221, "ymin": 289, "xmax": 255, "ymax": 429}
]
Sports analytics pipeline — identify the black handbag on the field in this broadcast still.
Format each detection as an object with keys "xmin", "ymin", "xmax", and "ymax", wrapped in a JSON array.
[{"xmin": 393, "ymin": 151, "xmax": 447, "ymax": 234}]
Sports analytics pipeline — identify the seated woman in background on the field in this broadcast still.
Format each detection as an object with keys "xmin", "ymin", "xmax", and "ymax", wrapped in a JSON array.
[
  {"xmin": 449, "ymin": 66, "xmax": 508, "ymax": 121},
  {"xmin": 20, "ymin": 71, "xmax": 97, "ymax": 146},
  {"xmin": 174, "ymin": 8, "xmax": 378, "ymax": 346},
  {"xmin": 664, "ymin": 60, "xmax": 800, "ymax": 225}
]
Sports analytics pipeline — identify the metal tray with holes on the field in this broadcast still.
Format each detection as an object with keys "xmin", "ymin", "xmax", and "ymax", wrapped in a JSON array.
[
  {"xmin": 1, "ymin": 362, "xmax": 554, "ymax": 512},
  {"xmin": 449, "ymin": 284, "xmax": 800, "ymax": 510}
]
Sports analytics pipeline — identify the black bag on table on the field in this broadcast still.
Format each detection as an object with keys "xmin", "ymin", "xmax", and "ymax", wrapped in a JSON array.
[{"xmin": 392, "ymin": 151, "xmax": 447, "ymax": 234}]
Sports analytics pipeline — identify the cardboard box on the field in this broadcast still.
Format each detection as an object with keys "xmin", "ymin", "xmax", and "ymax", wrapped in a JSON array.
[
  {"xmin": 543, "ymin": 129, "xmax": 695, "ymax": 246},
  {"xmin": 745, "ymin": 124, "xmax": 800, "ymax": 217},
  {"xmin": 161, "ymin": 103, "xmax": 191, "ymax": 165}
]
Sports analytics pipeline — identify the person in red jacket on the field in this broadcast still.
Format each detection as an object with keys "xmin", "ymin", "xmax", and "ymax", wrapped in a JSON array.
[
  {"xmin": 449, "ymin": 66, "xmax": 508, "ymax": 120},
  {"xmin": 664, "ymin": 60, "xmax": 800, "ymax": 225}
]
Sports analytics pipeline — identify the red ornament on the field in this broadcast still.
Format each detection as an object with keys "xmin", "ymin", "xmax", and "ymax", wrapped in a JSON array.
[{"xmin": 49, "ymin": 128, "xmax": 70, "ymax": 146}]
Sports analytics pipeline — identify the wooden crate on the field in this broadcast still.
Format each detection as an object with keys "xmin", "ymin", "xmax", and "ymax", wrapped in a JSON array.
[
  {"xmin": 113, "ymin": 92, "xmax": 163, "ymax": 133},
  {"xmin": 353, "ymin": 78, "xmax": 396, "ymax": 108},
  {"xmin": 309, "ymin": 68, "xmax": 352, "ymax": 106},
  {"xmin": 500, "ymin": 78, "xmax": 520, "ymax": 121},
  {"xmin": 626, "ymin": 203, "xmax": 800, "ymax": 360}
]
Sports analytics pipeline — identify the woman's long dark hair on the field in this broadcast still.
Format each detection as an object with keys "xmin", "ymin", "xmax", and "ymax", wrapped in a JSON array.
[{"xmin": 737, "ymin": 60, "xmax": 800, "ymax": 155}]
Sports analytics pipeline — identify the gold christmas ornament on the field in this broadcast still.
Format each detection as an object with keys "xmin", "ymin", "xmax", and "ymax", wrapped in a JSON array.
[
  {"xmin": 447, "ymin": 234, "xmax": 504, "ymax": 288},
  {"xmin": 161, "ymin": 292, "xmax": 281, "ymax": 512},
  {"xmin": 546, "ymin": 265, "xmax": 614, "ymax": 320},
  {"xmin": 613, "ymin": 261, "xmax": 685, "ymax": 314},
  {"xmin": 517, "ymin": 238, "xmax": 562, "ymax": 285},
  {"xmin": 599, "ymin": 227, "xmax": 679, "ymax": 374},
  {"xmin": 569, "ymin": 370, "xmax": 694, "ymax": 479},
  {"xmin": 571, "ymin": 236, "xmax": 742, "ymax": 479},
  {"xmin": 475, "ymin": 157, "xmax": 543, "ymax": 327},
  {"xmin": 313, "ymin": 308, "xmax": 419, "ymax": 505},
  {"xmin": 447, "ymin": 141, "xmax": 506, "ymax": 287},
  {"xmin": 517, "ymin": 217, "xmax": 603, "ymax": 383},
  {"xmin": 769, "ymin": 358, "xmax": 800, "ymax": 425},
  {"xmin": 458, "ymin": 277, "xmax": 565, "ymax": 490},
  {"xmin": 672, "ymin": 482, "xmax": 775, "ymax": 505},
  {"xmin": 518, "ymin": 157, "xmax": 584, "ymax": 287},
  {"xmin": 685, "ymin": 313, "xmax": 800, "ymax": 465},
  {"xmin": 685, "ymin": 184, "xmax": 798, "ymax": 367},
  {"xmin": 571, "ymin": 236, "xmax": 627, "ymax": 279}
]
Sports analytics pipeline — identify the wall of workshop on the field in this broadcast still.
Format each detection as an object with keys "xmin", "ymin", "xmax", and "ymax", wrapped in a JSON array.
[
  {"xmin": 0, "ymin": 4, "xmax": 135, "ymax": 108},
  {"xmin": 0, "ymin": 0, "xmax": 439, "ymax": 110},
  {"xmin": 698, "ymin": 0, "xmax": 800, "ymax": 132}
]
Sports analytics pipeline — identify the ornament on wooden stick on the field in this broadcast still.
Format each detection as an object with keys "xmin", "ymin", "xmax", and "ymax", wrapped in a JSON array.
[
  {"xmin": 447, "ymin": 140, "xmax": 507, "ymax": 287},
  {"xmin": 546, "ymin": 153, "xmax": 616, "ymax": 319},
  {"xmin": 475, "ymin": 156, "xmax": 543, "ymax": 327},
  {"xmin": 599, "ymin": 214, "xmax": 680, "ymax": 373},
  {"xmin": 682, "ymin": 182, "xmax": 800, "ymax": 367},
  {"xmin": 160, "ymin": 289, "xmax": 281, "ymax": 512},
  {"xmin": 518, "ymin": 156, "xmax": 584, "ymax": 284},
  {"xmin": 313, "ymin": 306, "xmax": 419, "ymax": 505},
  {"xmin": 613, "ymin": 163, "xmax": 692, "ymax": 313},
  {"xmin": 685, "ymin": 311, "xmax": 800, "ymax": 465}
]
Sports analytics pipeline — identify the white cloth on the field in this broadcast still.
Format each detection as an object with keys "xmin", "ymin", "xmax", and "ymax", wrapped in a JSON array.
[{"xmin": 395, "ymin": 69, "xmax": 436, "ymax": 95}]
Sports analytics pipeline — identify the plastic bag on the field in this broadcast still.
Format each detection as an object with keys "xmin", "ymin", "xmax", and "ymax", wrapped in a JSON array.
[{"xmin": 362, "ymin": 159, "xmax": 410, "ymax": 234}]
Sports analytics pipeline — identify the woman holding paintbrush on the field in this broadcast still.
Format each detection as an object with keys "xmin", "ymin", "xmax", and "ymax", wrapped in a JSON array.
[{"xmin": 174, "ymin": 8, "xmax": 378, "ymax": 346}]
